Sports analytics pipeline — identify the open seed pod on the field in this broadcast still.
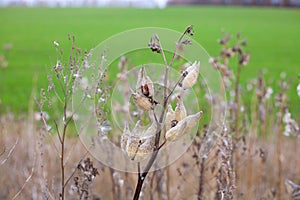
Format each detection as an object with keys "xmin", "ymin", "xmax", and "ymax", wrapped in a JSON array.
[
  {"xmin": 131, "ymin": 92, "xmax": 153, "ymax": 111},
  {"xmin": 181, "ymin": 61, "xmax": 200, "ymax": 89},
  {"xmin": 175, "ymin": 95, "xmax": 187, "ymax": 122},
  {"xmin": 165, "ymin": 104, "xmax": 176, "ymax": 131},
  {"xmin": 166, "ymin": 111, "xmax": 203, "ymax": 141},
  {"xmin": 136, "ymin": 66, "xmax": 154, "ymax": 98},
  {"xmin": 121, "ymin": 121, "xmax": 156, "ymax": 161}
]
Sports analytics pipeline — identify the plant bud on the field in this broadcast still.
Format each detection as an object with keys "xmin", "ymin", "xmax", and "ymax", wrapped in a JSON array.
[
  {"xmin": 181, "ymin": 61, "xmax": 200, "ymax": 89},
  {"xmin": 131, "ymin": 92, "xmax": 153, "ymax": 111}
]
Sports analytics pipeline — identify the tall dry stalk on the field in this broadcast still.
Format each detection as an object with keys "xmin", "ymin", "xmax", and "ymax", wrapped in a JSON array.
[
  {"xmin": 132, "ymin": 25, "xmax": 199, "ymax": 200},
  {"xmin": 37, "ymin": 35, "xmax": 103, "ymax": 199},
  {"xmin": 276, "ymin": 81, "xmax": 287, "ymax": 200}
]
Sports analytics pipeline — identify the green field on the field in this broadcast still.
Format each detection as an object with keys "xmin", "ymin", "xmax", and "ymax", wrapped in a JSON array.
[{"xmin": 0, "ymin": 6, "xmax": 300, "ymax": 113}]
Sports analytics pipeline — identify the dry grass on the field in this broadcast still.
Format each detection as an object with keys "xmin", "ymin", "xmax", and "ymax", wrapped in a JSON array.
[
  {"xmin": 0, "ymin": 115, "xmax": 299, "ymax": 199},
  {"xmin": 1, "ymin": 30, "xmax": 300, "ymax": 200}
]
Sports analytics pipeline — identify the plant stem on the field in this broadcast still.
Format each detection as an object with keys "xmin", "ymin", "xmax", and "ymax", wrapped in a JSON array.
[
  {"xmin": 197, "ymin": 157, "xmax": 205, "ymax": 200},
  {"xmin": 233, "ymin": 64, "xmax": 242, "ymax": 184},
  {"xmin": 234, "ymin": 64, "xmax": 242, "ymax": 138},
  {"xmin": 132, "ymin": 26, "xmax": 191, "ymax": 200},
  {"xmin": 276, "ymin": 92, "xmax": 285, "ymax": 200}
]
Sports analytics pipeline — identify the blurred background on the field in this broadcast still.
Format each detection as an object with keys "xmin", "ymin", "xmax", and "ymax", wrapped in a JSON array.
[
  {"xmin": 1, "ymin": 1, "xmax": 300, "ymax": 200},
  {"xmin": 1, "ymin": 0, "xmax": 300, "ymax": 7}
]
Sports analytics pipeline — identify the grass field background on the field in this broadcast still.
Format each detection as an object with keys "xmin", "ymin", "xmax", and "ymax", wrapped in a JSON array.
[{"xmin": 0, "ymin": 6, "xmax": 299, "ymax": 113}]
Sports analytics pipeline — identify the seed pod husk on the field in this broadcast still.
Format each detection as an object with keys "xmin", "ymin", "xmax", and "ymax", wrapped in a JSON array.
[{"xmin": 181, "ymin": 61, "xmax": 200, "ymax": 89}]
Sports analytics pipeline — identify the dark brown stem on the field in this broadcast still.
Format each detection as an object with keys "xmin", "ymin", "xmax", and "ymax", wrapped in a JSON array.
[
  {"xmin": 60, "ymin": 100, "xmax": 68, "ymax": 200},
  {"xmin": 197, "ymin": 157, "xmax": 206, "ymax": 200}
]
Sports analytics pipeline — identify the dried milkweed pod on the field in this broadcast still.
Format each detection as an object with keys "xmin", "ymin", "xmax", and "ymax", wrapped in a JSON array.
[
  {"xmin": 181, "ymin": 61, "xmax": 200, "ymax": 89},
  {"xmin": 175, "ymin": 96, "xmax": 187, "ymax": 121},
  {"xmin": 131, "ymin": 92, "xmax": 153, "ymax": 111},
  {"xmin": 121, "ymin": 121, "xmax": 155, "ymax": 161},
  {"xmin": 165, "ymin": 104, "xmax": 176, "ymax": 131},
  {"xmin": 166, "ymin": 111, "xmax": 203, "ymax": 141},
  {"xmin": 165, "ymin": 120, "xmax": 187, "ymax": 141},
  {"xmin": 126, "ymin": 136, "xmax": 142, "ymax": 160},
  {"xmin": 120, "ymin": 123, "xmax": 140, "ymax": 159},
  {"xmin": 133, "ymin": 135, "xmax": 155, "ymax": 161},
  {"xmin": 180, "ymin": 111, "xmax": 203, "ymax": 133},
  {"xmin": 143, "ymin": 121, "xmax": 157, "ymax": 136},
  {"xmin": 136, "ymin": 66, "xmax": 154, "ymax": 98}
]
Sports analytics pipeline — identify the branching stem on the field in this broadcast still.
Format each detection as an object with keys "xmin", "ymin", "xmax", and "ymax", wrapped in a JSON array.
[{"xmin": 133, "ymin": 25, "xmax": 192, "ymax": 200}]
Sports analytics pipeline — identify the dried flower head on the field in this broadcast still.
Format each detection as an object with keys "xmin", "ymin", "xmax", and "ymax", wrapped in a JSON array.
[
  {"xmin": 219, "ymin": 34, "xmax": 231, "ymax": 45},
  {"xmin": 283, "ymin": 109, "xmax": 300, "ymax": 137},
  {"xmin": 239, "ymin": 53, "xmax": 250, "ymax": 66},
  {"xmin": 72, "ymin": 158, "xmax": 99, "ymax": 199},
  {"xmin": 186, "ymin": 25, "xmax": 194, "ymax": 36},
  {"xmin": 148, "ymin": 34, "xmax": 161, "ymax": 53}
]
